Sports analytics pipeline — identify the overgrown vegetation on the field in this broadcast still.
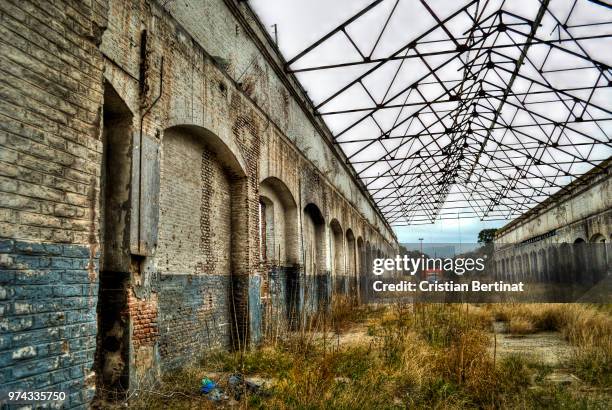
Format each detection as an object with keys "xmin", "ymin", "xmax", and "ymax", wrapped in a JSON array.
[
  {"xmin": 490, "ymin": 303, "xmax": 612, "ymax": 387},
  {"xmin": 126, "ymin": 302, "xmax": 611, "ymax": 409}
]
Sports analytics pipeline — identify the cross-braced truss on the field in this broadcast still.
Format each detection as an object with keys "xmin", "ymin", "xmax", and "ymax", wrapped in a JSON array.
[{"xmin": 283, "ymin": 0, "xmax": 612, "ymax": 225}]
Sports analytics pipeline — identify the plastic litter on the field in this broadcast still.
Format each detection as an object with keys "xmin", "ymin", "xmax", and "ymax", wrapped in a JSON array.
[
  {"xmin": 200, "ymin": 376, "xmax": 229, "ymax": 402},
  {"xmin": 227, "ymin": 373, "xmax": 268, "ymax": 400},
  {"xmin": 200, "ymin": 373, "xmax": 267, "ymax": 402},
  {"xmin": 200, "ymin": 377, "xmax": 216, "ymax": 394}
]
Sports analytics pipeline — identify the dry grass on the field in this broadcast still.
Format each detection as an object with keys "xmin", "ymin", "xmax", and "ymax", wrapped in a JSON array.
[
  {"xmin": 126, "ymin": 302, "xmax": 611, "ymax": 409},
  {"xmin": 509, "ymin": 317, "xmax": 536, "ymax": 334}
]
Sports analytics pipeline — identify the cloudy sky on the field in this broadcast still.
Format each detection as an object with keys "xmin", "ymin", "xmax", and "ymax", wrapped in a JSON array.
[{"xmin": 250, "ymin": 0, "xmax": 611, "ymax": 243}]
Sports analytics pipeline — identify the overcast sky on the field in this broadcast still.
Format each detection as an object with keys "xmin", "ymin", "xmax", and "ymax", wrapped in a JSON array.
[{"xmin": 250, "ymin": 0, "xmax": 611, "ymax": 243}]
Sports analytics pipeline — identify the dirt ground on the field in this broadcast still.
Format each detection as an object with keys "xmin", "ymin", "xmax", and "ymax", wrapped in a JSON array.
[{"xmin": 490, "ymin": 321, "xmax": 573, "ymax": 366}]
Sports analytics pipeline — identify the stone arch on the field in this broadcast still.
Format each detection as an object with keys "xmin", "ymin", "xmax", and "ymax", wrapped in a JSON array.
[
  {"xmin": 346, "ymin": 229, "xmax": 356, "ymax": 277},
  {"xmin": 365, "ymin": 241, "xmax": 372, "ymax": 300},
  {"xmin": 537, "ymin": 249, "xmax": 546, "ymax": 281},
  {"xmin": 258, "ymin": 177, "xmax": 298, "ymax": 334},
  {"xmin": 573, "ymin": 238, "xmax": 588, "ymax": 284},
  {"xmin": 330, "ymin": 219, "xmax": 345, "ymax": 293},
  {"xmin": 558, "ymin": 243, "xmax": 571, "ymax": 283},
  {"xmin": 356, "ymin": 236, "xmax": 365, "ymax": 300},
  {"xmin": 530, "ymin": 251, "xmax": 537, "ymax": 279},
  {"xmin": 330, "ymin": 219, "xmax": 344, "ymax": 276},
  {"xmin": 259, "ymin": 177, "xmax": 298, "ymax": 265},
  {"xmin": 165, "ymin": 118, "xmax": 248, "ymax": 176},
  {"xmin": 589, "ymin": 233, "xmax": 608, "ymax": 279},
  {"xmin": 303, "ymin": 203, "xmax": 326, "ymax": 274},
  {"xmin": 158, "ymin": 124, "xmax": 250, "ymax": 353},
  {"xmin": 346, "ymin": 229, "xmax": 357, "ymax": 296},
  {"xmin": 357, "ymin": 236, "xmax": 365, "ymax": 275},
  {"xmin": 547, "ymin": 246, "xmax": 559, "ymax": 282},
  {"xmin": 303, "ymin": 203, "xmax": 327, "ymax": 310},
  {"xmin": 514, "ymin": 255, "xmax": 521, "ymax": 280}
]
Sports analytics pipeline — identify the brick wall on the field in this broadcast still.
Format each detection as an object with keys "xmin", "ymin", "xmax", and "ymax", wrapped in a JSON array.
[
  {"xmin": 155, "ymin": 128, "xmax": 236, "ymax": 362},
  {"xmin": 0, "ymin": 240, "xmax": 98, "ymax": 406},
  {"xmin": 0, "ymin": 0, "xmax": 106, "ymax": 407}
]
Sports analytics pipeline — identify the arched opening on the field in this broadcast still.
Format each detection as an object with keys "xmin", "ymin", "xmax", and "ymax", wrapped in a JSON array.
[
  {"xmin": 547, "ymin": 246, "xmax": 559, "ymax": 282},
  {"xmin": 514, "ymin": 256, "xmax": 521, "ymax": 280},
  {"xmin": 365, "ymin": 241, "xmax": 372, "ymax": 300},
  {"xmin": 537, "ymin": 249, "xmax": 546, "ymax": 281},
  {"xmin": 330, "ymin": 219, "xmax": 345, "ymax": 293},
  {"xmin": 589, "ymin": 233, "xmax": 608, "ymax": 280},
  {"xmin": 95, "ymin": 83, "xmax": 133, "ymax": 396},
  {"xmin": 522, "ymin": 254, "xmax": 529, "ymax": 280},
  {"xmin": 357, "ymin": 237, "xmax": 365, "ymax": 275},
  {"xmin": 573, "ymin": 238, "xmax": 588, "ymax": 284},
  {"xmin": 157, "ymin": 124, "xmax": 249, "ymax": 358},
  {"xmin": 303, "ymin": 203, "xmax": 327, "ymax": 310},
  {"xmin": 530, "ymin": 251, "xmax": 537, "ymax": 280},
  {"xmin": 259, "ymin": 177, "xmax": 298, "ymax": 265},
  {"xmin": 559, "ymin": 243, "xmax": 571, "ymax": 283},
  {"xmin": 356, "ymin": 237, "xmax": 364, "ymax": 301},
  {"xmin": 346, "ymin": 229, "xmax": 356, "ymax": 296},
  {"xmin": 258, "ymin": 177, "xmax": 298, "ymax": 334}
]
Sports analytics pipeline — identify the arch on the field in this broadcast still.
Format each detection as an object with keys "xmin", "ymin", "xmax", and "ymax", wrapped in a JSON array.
[
  {"xmin": 530, "ymin": 251, "xmax": 537, "ymax": 279},
  {"xmin": 574, "ymin": 237, "xmax": 586, "ymax": 244},
  {"xmin": 330, "ymin": 219, "xmax": 344, "ymax": 276},
  {"xmin": 258, "ymin": 177, "xmax": 298, "ymax": 335},
  {"xmin": 346, "ymin": 229, "xmax": 356, "ymax": 277},
  {"xmin": 514, "ymin": 256, "xmax": 521, "ymax": 280},
  {"xmin": 590, "ymin": 233, "xmax": 606, "ymax": 243},
  {"xmin": 303, "ymin": 203, "xmax": 326, "ymax": 276},
  {"xmin": 364, "ymin": 241, "xmax": 373, "ymax": 301},
  {"xmin": 165, "ymin": 124, "xmax": 247, "ymax": 177},
  {"xmin": 356, "ymin": 236, "xmax": 365, "ymax": 301},
  {"xmin": 164, "ymin": 118, "xmax": 248, "ymax": 176},
  {"xmin": 158, "ymin": 124, "xmax": 250, "ymax": 351},
  {"xmin": 357, "ymin": 236, "xmax": 365, "ymax": 275},
  {"xmin": 559, "ymin": 243, "xmax": 572, "ymax": 283},
  {"xmin": 346, "ymin": 229, "xmax": 357, "ymax": 296},
  {"xmin": 589, "ymin": 233, "xmax": 608, "ymax": 279},
  {"xmin": 537, "ymin": 249, "xmax": 546, "ymax": 281},
  {"xmin": 330, "ymin": 219, "xmax": 345, "ymax": 293},
  {"xmin": 547, "ymin": 246, "xmax": 559, "ymax": 282},
  {"xmin": 259, "ymin": 177, "xmax": 298, "ymax": 264}
]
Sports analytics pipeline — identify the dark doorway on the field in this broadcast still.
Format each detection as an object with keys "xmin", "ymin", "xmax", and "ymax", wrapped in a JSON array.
[{"xmin": 94, "ymin": 83, "xmax": 133, "ymax": 398}]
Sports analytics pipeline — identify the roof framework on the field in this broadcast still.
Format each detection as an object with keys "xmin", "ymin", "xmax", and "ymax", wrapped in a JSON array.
[{"xmin": 283, "ymin": 0, "xmax": 612, "ymax": 225}]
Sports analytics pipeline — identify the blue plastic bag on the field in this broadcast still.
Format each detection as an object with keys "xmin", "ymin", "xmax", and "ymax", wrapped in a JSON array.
[{"xmin": 200, "ymin": 377, "xmax": 217, "ymax": 394}]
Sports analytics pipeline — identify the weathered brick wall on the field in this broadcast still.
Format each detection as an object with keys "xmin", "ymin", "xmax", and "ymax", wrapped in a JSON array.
[
  {"xmin": 0, "ymin": 0, "xmax": 107, "ymax": 406},
  {"xmin": 0, "ymin": 240, "xmax": 97, "ymax": 405},
  {"xmin": 1, "ymin": 0, "xmax": 399, "ymax": 406},
  {"xmin": 155, "ymin": 128, "xmax": 236, "ymax": 363},
  {"xmin": 158, "ymin": 130, "xmax": 232, "ymax": 277},
  {"xmin": 496, "ymin": 161, "xmax": 611, "ymax": 244}
]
